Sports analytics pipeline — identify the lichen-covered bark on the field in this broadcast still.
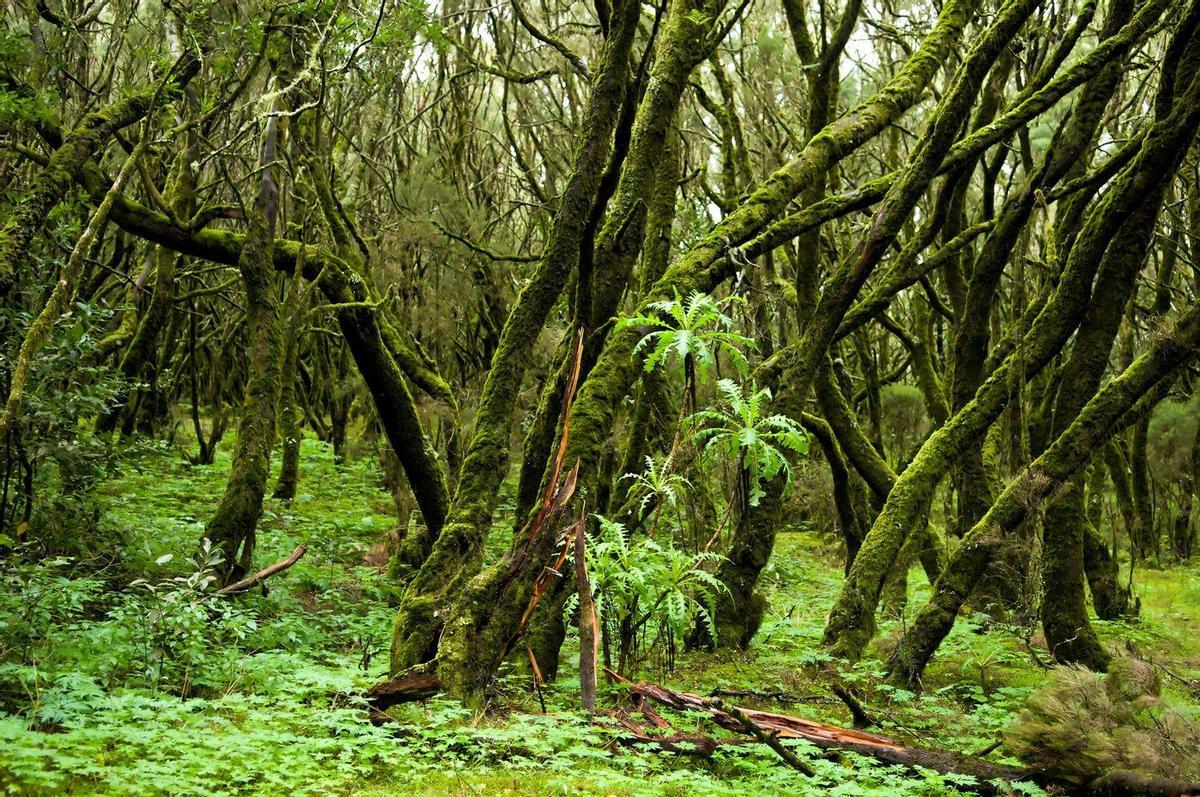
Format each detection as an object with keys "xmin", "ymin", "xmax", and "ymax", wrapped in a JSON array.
[
  {"xmin": 816, "ymin": 362, "xmax": 895, "ymax": 501},
  {"xmin": 28, "ymin": 95, "xmax": 453, "ymax": 536},
  {"xmin": 101, "ymin": 136, "xmax": 198, "ymax": 435},
  {"xmin": 204, "ymin": 117, "xmax": 286, "ymax": 583},
  {"xmin": 0, "ymin": 78, "xmax": 186, "ymax": 294},
  {"xmin": 296, "ymin": 109, "xmax": 452, "ymax": 540},
  {"xmin": 948, "ymin": 0, "xmax": 1131, "ymax": 555},
  {"xmin": 1040, "ymin": 43, "xmax": 1194, "ymax": 663},
  {"xmin": 0, "ymin": 136, "xmax": 149, "ymax": 439},
  {"xmin": 510, "ymin": 0, "xmax": 976, "ymax": 670},
  {"xmin": 804, "ymin": 413, "xmax": 867, "ymax": 571},
  {"xmin": 567, "ymin": 0, "xmax": 978, "ymax": 502},
  {"xmin": 1082, "ymin": 517, "xmax": 1131, "ymax": 619},
  {"xmin": 1130, "ymin": 419, "xmax": 1155, "ymax": 558}
]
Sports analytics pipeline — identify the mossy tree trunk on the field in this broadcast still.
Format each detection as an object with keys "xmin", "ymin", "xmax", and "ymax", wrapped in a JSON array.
[
  {"xmin": 204, "ymin": 114, "xmax": 287, "ymax": 583},
  {"xmin": 273, "ymin": 272, "xmax": 305, "ymax": 501},
  {"xmin": 0, "ymin": 75, "xmax": 190, "ymax": 295},
  {"xmin": 886, "ymin": 291, "xmax": 1200, "ymax": 687},
  {"xmin": 822, "ymin": 7, "xmax": 1197, "ymax": 659},
  {"xmin": 389, "ymin": 0, "xmax": 642, "ymax": 678},
  {"xmin": 1039, "ymin": 44, "xmax": 1196, "ymax": 663}
]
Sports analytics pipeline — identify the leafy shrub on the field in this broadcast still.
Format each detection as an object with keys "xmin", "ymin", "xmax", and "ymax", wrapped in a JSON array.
[
  {"xmin": 1146, "ymin": 399, "xmax": 1199, "ymax": 480},
  {"xmin": 565, "ymin": 515, "xmax": 727, "ymax": 676},
  {"xmin": 623, "ymin": 291, "xmax": 753, "ymax": 382},
  {"xmin": 880, "ymin": 383, "xmax": 928, "ymax": 466}
]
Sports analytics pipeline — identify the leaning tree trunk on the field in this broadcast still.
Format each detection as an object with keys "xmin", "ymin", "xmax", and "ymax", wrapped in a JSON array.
[
  {"xmin": 886, "ymin": 293, "xmax": 1200, "ymax": 688},
  {"xmin": 0, "ymin": 70, "xmax": 193, "ymax": 295},
  {"xmin": 433, "ymin": 0, "xmax": 1004, "ymax": 704},
  {"xmin": 102, "ymin": 151, "xmax": 194, "ymax": 436},
  {"xmin": 1040, "ymin": 80, "xmax": 1194, "ymax": 666},
  {"xmin": 822, "ymin": 0, "xmax": 1191, "ymax": 660}
]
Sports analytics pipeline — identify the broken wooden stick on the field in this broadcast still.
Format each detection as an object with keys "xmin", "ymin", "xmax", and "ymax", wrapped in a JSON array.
[
  {"xmin": 830, "ymin": 682, "xmax": 877, "ymax": 729},
  {"xmin": 575, "ymin": 522, "xmax": 598, "ymax": 714},
  {"xmin": 365, "ymin": 662, "xmax": 442, "ymax": 717},
  {"xmin": 217, "ymin": 543, "xmax": 307, "ymax": 595},
  {"xmin": 714, "ymin": 698, "xmax": 815, "ymax": 776}
]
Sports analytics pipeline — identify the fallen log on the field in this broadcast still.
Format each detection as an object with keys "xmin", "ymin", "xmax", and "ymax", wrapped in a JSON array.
[
  {"xmin": 620, "ymin": 677, "xmax": 1200, "ymax": 796},
  {"xmin": 709, "ymin": 687, "xmax": 829, "ymax": 704},
  {"xmin": 365, "ymin": 663, "xmax": 442, "ymax": 716}
]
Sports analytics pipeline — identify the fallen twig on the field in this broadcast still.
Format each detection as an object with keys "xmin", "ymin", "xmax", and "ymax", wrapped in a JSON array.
[
  {"xmin": 217, "ymin": 544, "xmax": 307, "ymax": 595},
  {"xmin": 830, "ymin": 683, "xmax": 877, "ymax": 729},
  {"xmin": 715, "ymin": 698, "xmax": 816, "ymax": 776},
  {"xmin": 365, "ymin": 662, "xmax": 442, "ymax": 719}
]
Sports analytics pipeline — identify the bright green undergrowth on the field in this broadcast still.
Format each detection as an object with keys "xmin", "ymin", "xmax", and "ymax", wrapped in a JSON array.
[{"xmin": 2, "ymin": 439, "xmax": 1198, "ymax": 795}]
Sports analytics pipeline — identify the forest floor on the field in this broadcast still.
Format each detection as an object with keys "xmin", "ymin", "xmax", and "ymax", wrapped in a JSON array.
[{"xmin": 2, "ymin": 438, "xmax": 1199, "ymax": 796}]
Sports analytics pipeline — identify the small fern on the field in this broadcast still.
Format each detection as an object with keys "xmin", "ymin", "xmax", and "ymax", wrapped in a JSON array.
[
  {"xmin": 565, "ymin": 515, "xmax": 728, "ymax": 675},
  {"xmin": 622, "ymin": 290, "xmax": 754, "ymax": 382},
  {"xmin": 689, "ymin": 378, "xmax": 809, "ymax": 506}
]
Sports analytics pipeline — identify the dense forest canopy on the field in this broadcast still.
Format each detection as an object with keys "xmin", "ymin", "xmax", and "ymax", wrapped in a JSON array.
[{"xmin": 3, "ymin": 0, "xmax": 1200, "ymax": 791}]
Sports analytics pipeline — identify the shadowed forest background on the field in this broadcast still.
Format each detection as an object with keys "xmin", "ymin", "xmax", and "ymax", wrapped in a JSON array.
[{"xmin": 3, "ymin": 0, "xmax": 1200, "ymax": 792}]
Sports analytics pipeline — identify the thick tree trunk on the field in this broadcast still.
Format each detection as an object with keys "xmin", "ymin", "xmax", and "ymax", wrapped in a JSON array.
[
  {"xmin": 389, "ymin": 0, "xmax": 642, "ymax": 680},
  {"xmin": 1130, "ymin": 419, "xmax": 1156, "ymax": 558},
  {"xmin": 1082, "ymin": 519, "xmax": 1132, "ymax": 619}
]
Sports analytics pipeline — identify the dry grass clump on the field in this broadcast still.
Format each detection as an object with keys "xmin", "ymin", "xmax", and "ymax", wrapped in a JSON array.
[{"xmin": 1005, "ymin": 656, "xmax": 1200, "ymax": 783}]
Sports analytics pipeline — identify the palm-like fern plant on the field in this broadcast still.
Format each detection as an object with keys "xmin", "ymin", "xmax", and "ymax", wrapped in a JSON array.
[
  {"xmin": 622, "ymin": 291, "xmax": 754, "ymax": 388},
  {"xmin": 565, "ymin": 515, "xmax": 728, "ymax": 675},
  {"xmin": 689, "ymin": 378, "xmax": 809, "ymax": 508},
  {"xmin": 620, "ymin": 454, "xmax": 692, "ymax": 534}
]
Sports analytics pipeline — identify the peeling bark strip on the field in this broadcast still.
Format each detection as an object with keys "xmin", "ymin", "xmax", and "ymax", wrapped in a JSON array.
[{"xmin": 575, "ymin": 525, "xmax": 598, "ymax": 714}]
